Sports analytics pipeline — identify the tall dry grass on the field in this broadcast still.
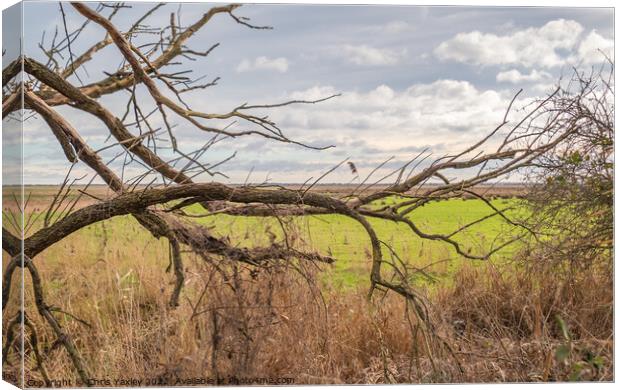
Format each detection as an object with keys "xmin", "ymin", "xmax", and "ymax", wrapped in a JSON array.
[{"xmin": 2, "ymin": 216, "xmax": 613, "ymax": 386}]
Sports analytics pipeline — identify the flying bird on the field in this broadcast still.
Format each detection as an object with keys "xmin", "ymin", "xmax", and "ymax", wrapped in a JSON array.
[{"xmin": 347, "ymin": 161, "xmax": 358, "ymax": 175}]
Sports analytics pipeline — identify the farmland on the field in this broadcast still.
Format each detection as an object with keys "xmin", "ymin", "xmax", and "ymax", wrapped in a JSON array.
[
  {"xmin": 2, "ymin": 185, "xmax": 613, "ymax": 384},
  {"xmin": 5, "ymin": 185, "xmax": 526, "ymax": 289}
]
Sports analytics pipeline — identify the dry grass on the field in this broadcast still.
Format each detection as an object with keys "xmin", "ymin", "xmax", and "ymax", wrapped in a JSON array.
[
  {"xmin": 3, "ymin": 238, "xmax": 612, "ymax": 385},
  {"xmin": 435, "ymin": 261, "xmax": 613, "ymax": 382},
  {"xmin": 1, "ymin": 189, "xmax": 613, "ymax": 386}
]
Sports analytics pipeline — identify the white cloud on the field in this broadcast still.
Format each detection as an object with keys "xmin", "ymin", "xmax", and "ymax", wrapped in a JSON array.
[
  {"xmin": 496, "ymin": 69, "xmax": 551, "ymax": 84},
  {"xmin": 273, "ymin": 80, "xmax": 516, "ymax": 156},
  {"xmin": 339, "ymin": 44, "xmax": 405, "ymax": 66},
  {"xmin": 531, "ymin": 83, "xmax": 559, "ymax": 94},
  {"xmin": 236, "ymin": 56, "xmax": 289, "ymax": 73},
  {"xmin": 576, "ymin": 30, "xmax": 614, "ymax": 64},
  {"xmin": 240, "ymin": 80, "xmax": 544, "ymax": 183},
  {"xmin": 434, "ymin": 19, "xmax": 584, "ymax": 68}
]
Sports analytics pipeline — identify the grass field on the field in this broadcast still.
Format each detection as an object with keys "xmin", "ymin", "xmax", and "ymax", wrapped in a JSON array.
[
  {"xmin": 194, "ymin": 197, "xmax": 525, "ymax": 287},
  {"xmin": 3, "ymin": 189, "xmax": 613, "ymax": 384},
  {"xmin": 10, "ymin": 195, "xmax": 526, "ymax": 289}
]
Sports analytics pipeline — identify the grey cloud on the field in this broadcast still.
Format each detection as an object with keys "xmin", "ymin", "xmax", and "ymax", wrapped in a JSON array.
[{"xmin": 15, "ymin": 3, "xmax": 613, "ymax": 184}]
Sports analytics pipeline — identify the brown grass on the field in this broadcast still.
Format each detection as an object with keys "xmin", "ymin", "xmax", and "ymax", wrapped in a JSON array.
[
  {"xmin": 3, "ymin": 239, "xmax": 612, "ymax": 385},
  {"xmin": 1, "ymin": 187, "xmax": 612, "ymax": 385}
]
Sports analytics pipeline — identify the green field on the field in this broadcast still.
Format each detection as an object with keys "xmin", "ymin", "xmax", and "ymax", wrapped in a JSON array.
[{"xmin": 17, "ymin": 197, "xmax": 527, "ymax": 290}]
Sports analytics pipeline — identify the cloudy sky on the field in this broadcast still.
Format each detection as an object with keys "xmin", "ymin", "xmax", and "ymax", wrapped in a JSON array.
[{"xmin": 5, "ymin": 2, "xmax": 614, "ymax": 184}]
